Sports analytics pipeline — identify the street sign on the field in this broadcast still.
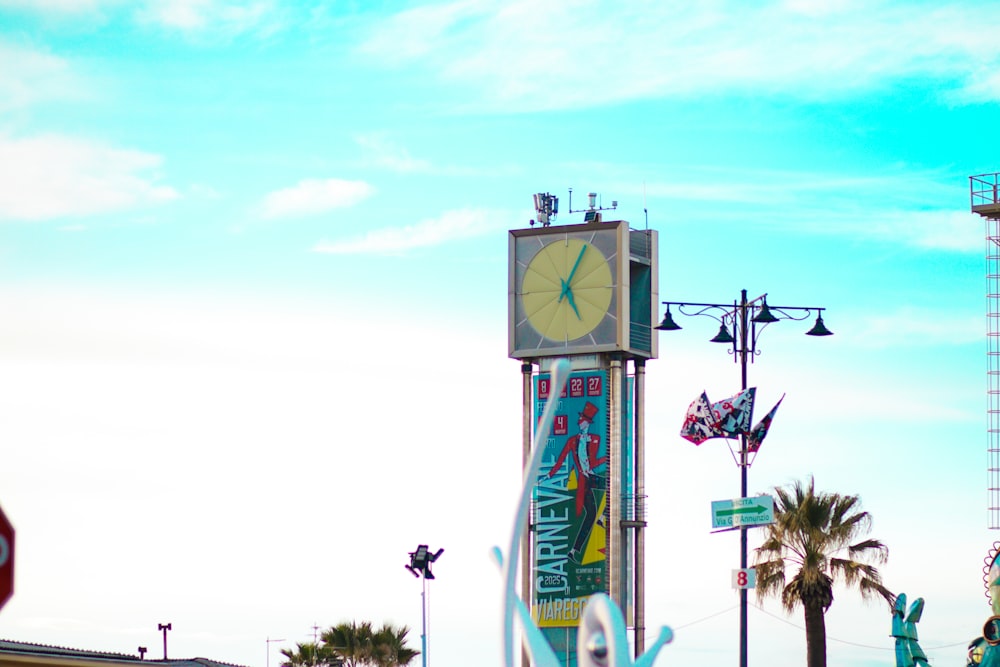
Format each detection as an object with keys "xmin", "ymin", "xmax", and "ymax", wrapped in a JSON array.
[
  {"xmin": 711, "ymin": 495, "xmax": 774, "ymax": 529},
  {"xmin": 732, "ymin": 568, "xmax": 756, "ymax": 589},
  {"xmin": 0, "ymin": 504, "xmax": 12, "ymax": 612}
]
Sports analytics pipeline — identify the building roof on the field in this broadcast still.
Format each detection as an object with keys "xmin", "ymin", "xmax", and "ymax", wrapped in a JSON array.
[{"xmin": 0, "ymin": 640, "xmax": 246, "ymax": 667}]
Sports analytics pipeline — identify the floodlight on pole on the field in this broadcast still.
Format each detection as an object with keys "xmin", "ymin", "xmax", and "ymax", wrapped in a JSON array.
[
  {"xmin": 406, "ymin": 544, "xmax": 443, "ymax": 667},
  {"xmin": 656, "ymin": 289, "xmax": 832, "ymax": 667}
]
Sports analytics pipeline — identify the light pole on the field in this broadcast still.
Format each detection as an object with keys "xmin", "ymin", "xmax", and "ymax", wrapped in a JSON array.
[
  {"xmin": 406, "ymin": 544, "xmax": 443, "ymax": 667},
  {"xmin": 266, "ymin": 637, "xmax": 285, "ymax": 667},
  {"xmin": 656, "ymin": 289, "xmax": 832, "ymax": 667}
]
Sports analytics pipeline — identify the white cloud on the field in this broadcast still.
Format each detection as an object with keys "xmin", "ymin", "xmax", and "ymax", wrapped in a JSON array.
[
  {"xmin": 140, "ymin": 0, "xmax": 209, "ymax": 29},
  {"xmin": 961, "ymin": 68, "xmax": 1000, "ymax": 104},
  {"xmin": 0, "ymin": 0, "xmax": 109, "ymax": 12},
  {"xmin": 359, "ymin": 0, "xmax": 1000, "ymax": 110},
  {"xmin": 0, "ymin": 0, "xmax": 281, "ymax": 36},
  {"xmin": 353, "ymin": 132, "xmax": 521, "ymax": 179},
  {"xmin": 135, "ymin": 0, "xmax": 280, "ymax": 36},
  {"xmin": 0, "ymin": 134, "xmax": 178, "ymax": 221},
  {"xmin": 850, "ymin": 306, "xmax": 982, "ymax": 348},
  {"xmin": 789, "ymin": 207, "xmax": 981, "ymax": 252},
  {"xmin": 868, "ymin": 209, "xmax": 983, "ymax": 251},
  {"xmin": 312, "ymin": 208, "xmax": 498, "ymax": 254},
  {"xmin": 259, "ymin": 178, "xmax": 374, "ymax": 219},
  {"xmin": 0, "ymin": 42, "xmax": 88, "ymax": 113},
  {"xmin": 761, "ymin": 207, "xmax": 982, "ymax": 252},
  {"xmin": 355, "ymin": 133, "xmax": 433, "ymax": 173},
  {"xmin": 634, "ymin": 168, "xmax": 981, "ymax": 252}
]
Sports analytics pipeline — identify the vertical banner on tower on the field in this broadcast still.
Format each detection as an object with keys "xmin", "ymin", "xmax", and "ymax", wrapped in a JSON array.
[{"xmin": 533, "ymin": 369, "xmax": 609, "ymax": 629}]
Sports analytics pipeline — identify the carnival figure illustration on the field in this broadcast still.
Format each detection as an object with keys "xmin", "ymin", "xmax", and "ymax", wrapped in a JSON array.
[{"xmin": 547, "ymin": 401, "xmax": 608, "ymax": 564}]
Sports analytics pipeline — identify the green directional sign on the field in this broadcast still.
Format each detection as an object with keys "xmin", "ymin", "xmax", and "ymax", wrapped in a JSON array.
[{"xmin": 711, "ymin": 495, "xmax": 774, "ymax": 529}]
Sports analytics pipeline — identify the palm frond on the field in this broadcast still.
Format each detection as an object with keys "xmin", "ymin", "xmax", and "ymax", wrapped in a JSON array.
[{"xmin": 752, "ymin": 476, "xmax": 890, "ymax": 618}]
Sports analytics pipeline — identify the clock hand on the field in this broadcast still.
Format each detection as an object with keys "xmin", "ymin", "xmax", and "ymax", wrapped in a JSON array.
[
  {"xmin": 564, "ymin": 286, "xmax": 582, "ymax": 320},
  {"xmin": 559, "ymin": 244, "xmax": 588, "ymax": 304},
  {"xmin": 559, "ymin": 243, "xmax": 587, "ymax": 301}
]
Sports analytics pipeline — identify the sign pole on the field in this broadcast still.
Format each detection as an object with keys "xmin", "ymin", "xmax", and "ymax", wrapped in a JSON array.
[
  {"xmin": 658, "ymin": 288, "xmax": 832, "ymax": 667},
  {"xmin": 738, "ymin": 293, "xmax": 750, "ymax": 667}
]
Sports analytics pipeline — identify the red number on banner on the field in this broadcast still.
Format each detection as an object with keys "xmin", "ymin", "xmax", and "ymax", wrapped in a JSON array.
[
  {"xmin": 737, "ymin": 571, "xmax": 748, "ymax": 587},
  {"xmin": 554, "ymin": 415, "xmax": 568, "ymax": 435},
  {"xmin": 587, "ymin": 376, "xmax": 603, "ymax": 396},
  {"xmin": 538, "ymin": 378, "xmax": 550, "ymax": 399},
  {"xmin": 569, "ymin": 377, "xmax": 584, "ymax": 398},
  {"xmin": 560, "ymin": 382, "xmax": 567, "ymax": 398}
]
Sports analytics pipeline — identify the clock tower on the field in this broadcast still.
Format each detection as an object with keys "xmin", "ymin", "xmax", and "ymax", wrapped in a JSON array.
[{"xmin": 508, "ymin": 193, "xmax": 658, "ymax": 664}]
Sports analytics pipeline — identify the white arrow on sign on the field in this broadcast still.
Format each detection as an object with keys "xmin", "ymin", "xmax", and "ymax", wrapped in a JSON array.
[{"xmin": 711, "ymin": 495, "xmax": 775, "ymax": 529}]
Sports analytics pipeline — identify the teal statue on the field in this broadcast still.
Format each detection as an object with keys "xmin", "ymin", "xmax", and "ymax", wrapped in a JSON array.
[
  {"xmin": 969, "ymin": 542, "xmax": 1000, "ymax": 666},
  {"xmin": 892, "ymin": 593, "xmax": 929, "ymax": 667},
  {"xmin": 494, "ymin": 358, "xmax": 674, "ymax": 667}
]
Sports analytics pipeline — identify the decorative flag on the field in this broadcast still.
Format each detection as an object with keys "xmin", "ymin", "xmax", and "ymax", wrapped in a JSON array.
[
  {"xmin": 747, "ymin": 394, "xmax": 785, "ymax": 453},
  {"xmin": 712, "ymin": 387, "xmax": 756, "ymax": 437},
  {"xmin": 680, "ymin": 391, "xmax": 723, "ymax": 444}
]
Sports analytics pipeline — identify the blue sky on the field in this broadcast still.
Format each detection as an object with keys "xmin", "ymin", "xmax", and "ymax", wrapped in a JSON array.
[{"xmin": 0, "ymin": 1, "xmax": 998, "ymax": 666}]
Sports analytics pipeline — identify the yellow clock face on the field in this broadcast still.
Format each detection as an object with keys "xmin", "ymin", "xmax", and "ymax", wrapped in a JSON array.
[{"xmin": 522, "ymin": 238, "xmax": 613, "ymax": 342}]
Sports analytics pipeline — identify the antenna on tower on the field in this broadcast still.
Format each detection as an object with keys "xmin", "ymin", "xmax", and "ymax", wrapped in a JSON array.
[
  {"xmin": 567, "ymin": 187, "xmax": 617, "ymax": 224},
  {"xmin": 530, "ymin": 192, "xmax": 558, "ymax": 227},
  {"xmin": 643, "ymin": 181, "xmax": 649, "ymax": 230}
]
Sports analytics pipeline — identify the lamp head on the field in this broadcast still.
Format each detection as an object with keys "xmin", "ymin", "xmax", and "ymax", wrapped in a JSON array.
[
  {"xmin": 752, "ymin": 301, "xmax": 779, "ymax": 324},
  {"xmin": 710, "ymin": 323, "xmax": 735, "ymax": 344},
  {"xmin": 408, "ymin": 544, "xmax": 443, "ymax": 579},
  {"xmin": 806, "ymin": 315, "xmax": 833, "ymax": 336},
  {"xmin": 410, "ymin": 544, "xmax": 429, "ymax": 569},
  {"xmin": 654, "ymin": 307, "xmax": 682, "ymax": 331}
]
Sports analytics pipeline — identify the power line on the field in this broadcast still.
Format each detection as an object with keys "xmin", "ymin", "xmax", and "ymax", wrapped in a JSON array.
[
  {"xmin": 673, "ymin": 605, "xmax": 738, "ymax": 630},
  {"xmin": 668, "ymin": 602, "xmax": 972, "ymax": 652},
  {"xmin": 751, "ymin": 604, "xmax": 971, "ymax": 651}
]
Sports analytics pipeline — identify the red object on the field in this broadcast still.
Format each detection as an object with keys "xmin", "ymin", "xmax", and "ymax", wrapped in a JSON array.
[{"xmin": 0, "ymin": 505, "xmax": 13, "ymax": 612}]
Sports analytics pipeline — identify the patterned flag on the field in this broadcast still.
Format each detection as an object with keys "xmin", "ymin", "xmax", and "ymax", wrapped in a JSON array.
[
  {"xmin": 711, "ymin": 387, "xmax": 756, "ymax": 437},
  {"xmin": 680, "ymin": 391, "xmax": 723, "ymax": 444},
  {"xmin": 747, "ymin": 394, "xmax": 785, "ymax": 453}
]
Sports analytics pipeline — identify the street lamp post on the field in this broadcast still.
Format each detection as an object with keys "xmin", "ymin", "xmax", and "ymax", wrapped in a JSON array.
[
  {"xmin": 656, "ymin": 289, "xmax": 832, "ymax": 667},
  {"xmin": 406, "ymin": 544, "xmax": 444, "ymax": 667},
  {"xmin": 266, "ymin": 637, "xmax": 285, "ymax": 667}
]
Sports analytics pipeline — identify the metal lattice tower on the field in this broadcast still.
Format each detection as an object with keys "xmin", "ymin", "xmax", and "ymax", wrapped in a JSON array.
[{"xmin": 971, "ymin": 173, "xmax": 1000, "ymax": 529}]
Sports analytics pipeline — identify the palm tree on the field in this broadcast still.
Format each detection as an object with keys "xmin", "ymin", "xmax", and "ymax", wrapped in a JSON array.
[
  {"xmin": 279, "ymin": 642, "xmax": 340, "ymax": 667},
  {"xmin": 321, "ymin": 621, "xmax": 418, "ymax": 667},
  {"xmin": 321, "ymin": 622, "xmax": 374, "ymax": 667},
  {"xmin": 370, "ymin": 624, "xmax": 418, "ymax": 667},
  {"xmin": 753, "ymin": 477, "xmax": 894, "ymax": 667}
]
